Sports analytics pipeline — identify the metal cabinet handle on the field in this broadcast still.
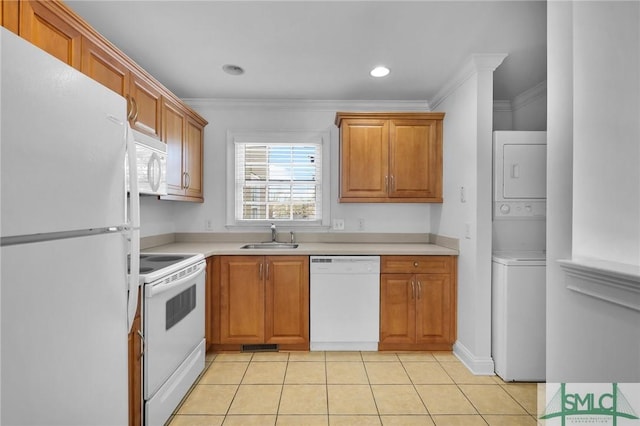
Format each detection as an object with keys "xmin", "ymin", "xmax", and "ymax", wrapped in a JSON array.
[
  {"xmin": 390, "ymin": 175, "xmax": 395, "ymax": 191},
  {"xmin": 417, "ymin": 281, "xmax": 422, "ymax": 299},
  {"xmin": 131, "ymin": 97, "xmax": 139, "ymax": 122},
  {"xmin": 385, "ymin": 176, "xmax": 389, "ymax": 192},
  {"xmin": 266, "ymin": 261, "xmax": 270, "ymax": 280},
  {"xmin": 183, "ymin": 172, "xmax": 191, "ymax": 189},
  {"xmin": 259, "ymin": 262, "xmax": 263, "ymax": 280},
  {"xmin": 126, "ymin": 96, "xmax": 133, "ymax": 120},
  {"xmin": 411, "ymin": 281, "xmax": 416, "ymax": 299},
  {"xmin": 413, "ymin": 261, "xmax": 419, "ymax": 267},
  {"xmin": 137, "ymin": 329, "xmax": 145, "ymax": 359}
]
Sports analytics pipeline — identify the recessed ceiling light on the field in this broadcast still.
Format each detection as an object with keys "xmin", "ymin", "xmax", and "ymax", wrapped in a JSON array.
[
  {"xmin": 222, "ymin": 64, "xmax": 245, "ymax": 75},
  {"xmin": 370, "ymin": 66, "xmax": 390, "ymax": 78}
]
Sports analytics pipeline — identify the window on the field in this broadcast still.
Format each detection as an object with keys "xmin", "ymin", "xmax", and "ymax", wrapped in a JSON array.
[{"xmin": 228, "ymin": 130, "xmax": 329, "ymax": 227}]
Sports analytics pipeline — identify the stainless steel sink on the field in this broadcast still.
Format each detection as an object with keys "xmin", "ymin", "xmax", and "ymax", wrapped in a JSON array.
[{"xmin": 240, "ymin": 242, "xmax": 299, "ymax": 249}]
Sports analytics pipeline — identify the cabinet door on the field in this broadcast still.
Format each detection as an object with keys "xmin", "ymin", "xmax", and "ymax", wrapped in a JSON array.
[
  {"xmin": 220, "ymin": 256, "xmax": 265, "ymax": 344},
  {"xmin": 340, "ymin": 119, "xmax": 389, "ymax": 200},
  {"xmin": 162, "ymin": 97, "xmax": 186, "ymax": 196},
  {"xmin": 128, "ymin": 296, "xmax": 142, "ymax": 426},
  {"xmin": 389, "ymin": 119, "xmax": 442, "ymax": 200},
  {"xmin": 205, "ymin": 256, "xmax": 220, "ymax": 346},
  {"xmin": 2, "ymin": 0, "xmax": 20, "ymax": 34},
  {"xmin": 184, "ymin": 117, "xmax": 204, "ymax": 199},
  {"xmin": 19, "ymin": 0, "xmax": 81, "ymax": 69},
  {"xmin": 81, "ymin": 37, "xmax": 129, "ymax": 97},
  {"xmin": 415, "ymin": 273, "xmax": 452, "ymax": 345},
  {"xmin": 265, "ymin": 256, "xmax": 309, "ymax": 347},
  {"xmin": 129, "ymin": 70, "xmax": 162, "ymax": 139},
  {"xmin": 379, "ymin": 274, "xmax": 415, "ymax": 345}
]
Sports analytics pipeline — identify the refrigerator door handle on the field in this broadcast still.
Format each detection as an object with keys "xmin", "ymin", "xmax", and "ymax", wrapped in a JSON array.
[
  {"xmin": 127, "ymin": 228, "xmax": 140, "ymax": 331},
  {"xmin": 126, "ymin": 124, "xmax": 141, "ymax": 332},
  {"xmin": 126, "ymin": 124, "xmax": 140, "ymax": 230}
]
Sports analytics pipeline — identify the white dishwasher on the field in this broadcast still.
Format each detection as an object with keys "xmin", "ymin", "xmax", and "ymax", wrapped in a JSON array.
[{"xmin": 310, "ymin": 256, "xmax": 380, "ymax": 351}]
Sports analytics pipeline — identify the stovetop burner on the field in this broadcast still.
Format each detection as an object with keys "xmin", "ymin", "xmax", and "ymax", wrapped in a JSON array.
[
  {"xmin": 138, "ymin": 253, "xmax": 194, "ymax": 274},
  {"xmin": 129, "ymin": 253, "xmax": 204, "ymax": 281}
]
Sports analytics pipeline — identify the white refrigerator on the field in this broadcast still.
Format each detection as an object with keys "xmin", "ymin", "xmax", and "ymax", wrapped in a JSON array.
[{"xmin": 0, "ymin": 28, "xmax": 140, "ymax": 424}]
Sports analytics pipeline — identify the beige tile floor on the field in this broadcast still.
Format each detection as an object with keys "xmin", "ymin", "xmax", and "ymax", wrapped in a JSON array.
[{"xmin": 167, "ymin": 350, "xmax": 540, "ymax": 426}]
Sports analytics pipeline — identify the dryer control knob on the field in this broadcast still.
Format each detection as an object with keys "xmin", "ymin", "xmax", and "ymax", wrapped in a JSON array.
[{"xmin": 500, "ymin": 204, "xmax": 511, "ymax": 214}]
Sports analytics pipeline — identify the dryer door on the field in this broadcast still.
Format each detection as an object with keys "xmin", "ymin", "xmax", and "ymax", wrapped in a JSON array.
[{"xmin": 502, "ymin": 144, "xmax": 547, "ymax": 199}]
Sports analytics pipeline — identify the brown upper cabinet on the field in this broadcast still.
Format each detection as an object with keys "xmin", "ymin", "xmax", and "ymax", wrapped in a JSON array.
[
  {"xmin": 161, "ymin": 97, "xmax": 205, "ymax": 202},
  {"xmin": 80, "ymin": 38, "xmax": 162, "ymax": 139},
  {"xmin": 19, "ymin": 1, "xmax": 82, "ymax": 69},
  {"xmin": 128, "ymin": 69, "xmax": 162, "ymax": 139},
  {"xmin": 80, "ymin": 36, "xmax": 129, "ymax": 98},
  {"xmin": 335, "ymin": 112, "xmax": 444, "ymax": 203},
  {"xmin": 3, "ymin": 0, "xmax": 207, "ymax": 202},
  {"xmin": 2, "ymin": 0, "xmax": 20, "ymax": 33}
]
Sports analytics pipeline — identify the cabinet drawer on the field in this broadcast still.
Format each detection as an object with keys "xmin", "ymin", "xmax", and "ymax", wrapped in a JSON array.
[{"xmin": 381, "ymin": 256, "xmax": 452, "ymax": 274}]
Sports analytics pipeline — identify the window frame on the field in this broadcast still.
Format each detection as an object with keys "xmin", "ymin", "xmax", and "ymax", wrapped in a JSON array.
[{"xmin": 226, "ymin": 129, "xmax": 331, "ymax": 229}]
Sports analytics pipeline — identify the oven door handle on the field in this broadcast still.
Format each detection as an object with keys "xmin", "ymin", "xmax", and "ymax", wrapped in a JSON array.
[{"xmin": 146, "ymin": 261, "xmax": 206, "ymax": 298}]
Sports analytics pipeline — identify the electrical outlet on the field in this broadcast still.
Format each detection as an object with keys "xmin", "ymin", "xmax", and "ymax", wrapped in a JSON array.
[
  {"xmin": 205, "ymin": 219, "xmax": 213, "ymax": 230},
  {"xmin": 332, "ymin": 219, "xmax": 345, "ymax": 231},
  {"xmin": 358, "ymin": 218, "xmax": 365, "ymax": 231}
]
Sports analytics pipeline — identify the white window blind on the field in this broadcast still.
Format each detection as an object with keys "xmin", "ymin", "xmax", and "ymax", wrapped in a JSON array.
[{"xmin": 235, "ymin": 141, "xmax": 322, "ymax": 222}]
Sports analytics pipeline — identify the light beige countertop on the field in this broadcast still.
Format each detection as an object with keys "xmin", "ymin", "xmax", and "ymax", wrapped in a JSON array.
[{"xmin": 141, "ymin": 233, "xmax": 459, "ymax": 257}]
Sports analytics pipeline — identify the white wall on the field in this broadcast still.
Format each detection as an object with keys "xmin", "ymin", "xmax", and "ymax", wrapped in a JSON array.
[
  {"xmin": 155, "ymin": 100, "xmax": 434, "ymax": 235},
  {"xmin": 512, "ymin": 82, "xmax": 547, "ymax": 132},
  {"xmin": 547, "ymin": 0, "xmax": 640, "ymax": 382},
  {"xmin": 430, "ymin": 54, "xmax": 505, "ymax": 374},
  {"xmin": 572, "ymin": 3, "xmax": 640, "ymax": 265},
  {"xmin": 139, "ymin": 196, "xmax": 175, "ymax": 237},
  {"xmin": 493, "ymin": 81, "xmax": 547, "ymax": 132}
]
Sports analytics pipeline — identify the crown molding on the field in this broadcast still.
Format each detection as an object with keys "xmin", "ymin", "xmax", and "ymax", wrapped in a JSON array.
[
  {"xmin": 493, "ymin": 100, "xmax": 512, "ymax": 112},
  {"xmin": 430, "ymin": 53, "xmax": 508, "ymax": 110},
  {"xmin": 512, "ymin": 80, "xmax": 547, "ymax": 111},
  {"xmin": 183, "ymin": 98, "xmax": 431, "ymax": 112}
]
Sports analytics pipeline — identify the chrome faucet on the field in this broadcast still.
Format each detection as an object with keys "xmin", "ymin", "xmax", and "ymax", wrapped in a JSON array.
[{"xmin": 270, "ymin": 223, "xmax": 277, "ymax": 242}]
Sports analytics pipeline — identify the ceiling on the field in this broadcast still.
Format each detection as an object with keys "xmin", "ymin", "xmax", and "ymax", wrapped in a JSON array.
[{"xmin": 67, "ymin": 1, "xmax": 547, "ymax": 104}]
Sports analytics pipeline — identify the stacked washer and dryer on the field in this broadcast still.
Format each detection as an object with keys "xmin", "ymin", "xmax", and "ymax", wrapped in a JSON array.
[{"xmin": 492, "ymin": 131, "xmax": 547, "ymax": 382}]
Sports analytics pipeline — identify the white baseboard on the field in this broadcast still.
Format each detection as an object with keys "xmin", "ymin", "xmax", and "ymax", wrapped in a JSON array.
[{"xmin": 453, "ymin": 341, "xmax": 496, "ymax": 375}]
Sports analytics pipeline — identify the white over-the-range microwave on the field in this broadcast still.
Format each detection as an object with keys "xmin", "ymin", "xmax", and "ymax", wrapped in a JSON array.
[{"xmin": 126, "ymin": 126, "xmax": 167, "ymax": 195}]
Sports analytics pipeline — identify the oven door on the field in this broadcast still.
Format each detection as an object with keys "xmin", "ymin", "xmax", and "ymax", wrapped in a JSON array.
[{"xmin": 143, "ymin": 260, "xmax": 205, "ymax": 399}]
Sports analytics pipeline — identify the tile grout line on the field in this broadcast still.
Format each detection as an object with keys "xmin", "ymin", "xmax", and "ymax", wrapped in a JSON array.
[
  {"xmin": 167, "ymin": 354, "xmax": 218, "ymax": 424},
  {"xmin": 273, "ymin": 352, "xmax": 291, "ymax": 425},
  {"xmin": 323, "ymin": 353, "xmax": 330, "ymax": 426},
  {"xmin": 170, "ymin": 351, "xmax": 538, "ymax": 425},
  {"xmin": 498, "ymin": 381, "xmax": 542, "ymax": 417},
  {"xmin": 437, "ymin": 355, "xmax": 488, "ymax": 420},
  {"xmin": 360, "ymin": 351, "xmax": 384, "ymax": 424},
  {"xmin": 397, "ymin": 354, "xmax": 435, "ymax": 423},
  {"xmin": 223, "ymin": 352, "xmax": 253, "ymax": 421}
]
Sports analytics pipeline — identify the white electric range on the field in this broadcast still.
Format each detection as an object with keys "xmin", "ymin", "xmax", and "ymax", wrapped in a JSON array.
[{"xmin": 137, "ymin": 253, "xmax": 206, "ymax": 426}]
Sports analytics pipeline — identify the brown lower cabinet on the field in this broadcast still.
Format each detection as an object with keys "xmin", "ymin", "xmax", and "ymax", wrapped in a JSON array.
[
  {"xmin": 128, "ymin": 291, "xmax": 142, "ymax": 426},
  {"xmin": 208, "ymin": 255, "xmax": 309, "ymax": 351},
  {"xmin": 379, "ymin": 255, "xmax": 457, "ymax": 351}
]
